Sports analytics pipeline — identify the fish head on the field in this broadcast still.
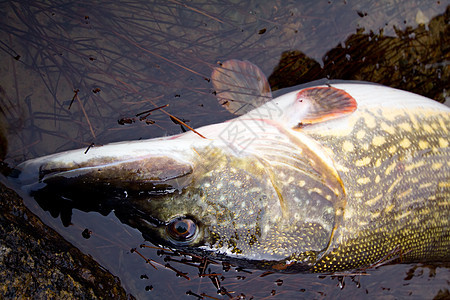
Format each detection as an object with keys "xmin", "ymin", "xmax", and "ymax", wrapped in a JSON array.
[
  {"xmin": 112, "ymin": 144, "xmax": 337, "ymax": 272},
  {"xmin": 15, "ymin": 125, "xmax": 340, "ymax": 271}
]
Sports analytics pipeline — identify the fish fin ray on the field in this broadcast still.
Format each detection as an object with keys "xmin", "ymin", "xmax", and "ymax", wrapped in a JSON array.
[
  {"xmin": 293, "ymin": 87, "xmax": 357, "ymax": 127},
  {"xmin": 211, "ymin": 59, "xmax": 272, "ymax": 115}
]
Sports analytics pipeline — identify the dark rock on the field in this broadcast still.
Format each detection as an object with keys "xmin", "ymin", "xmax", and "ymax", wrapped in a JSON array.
[{"xmin": 0, "ymin": 182, "xmax": 134, "ymax": 299}]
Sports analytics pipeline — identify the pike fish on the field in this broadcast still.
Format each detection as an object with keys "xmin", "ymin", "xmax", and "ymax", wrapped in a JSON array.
[{"xmin": 15, "ymin": 60, "xmax": 450, "ymax": 273}]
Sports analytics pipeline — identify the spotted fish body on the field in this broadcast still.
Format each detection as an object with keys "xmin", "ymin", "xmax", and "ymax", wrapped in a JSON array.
[
  {"xmin": 205, "ymin": 82, "xmax": 450, "ymax": 272},
  {"xmin": 280, "ymin": 84, "xmax": 450, "ymax": 272},
  {"xmin": 15, "ymin": 69, "xmax": 450, "ymax": 273}
]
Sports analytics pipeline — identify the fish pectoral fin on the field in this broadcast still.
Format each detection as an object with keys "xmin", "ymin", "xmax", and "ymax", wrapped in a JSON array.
[
  {"xmin": 211, "ymin": 59, "xmax": 273, "ymax": 115},
  {"xmin": 292, "ymin": 87, "xmax": 357, "ymax": 128},
  {"xmin": 250, "ymin": 127, "xmax": 347, "ymax": 256}
]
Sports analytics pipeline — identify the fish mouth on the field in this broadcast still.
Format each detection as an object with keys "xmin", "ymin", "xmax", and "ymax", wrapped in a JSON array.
[
  {"xmin": 38, "ymin": 155, "xmax": 193, "ymax": 194},
  {"xmin": 14, "ymin": 136, "xmax": 201, "ymax": 194},
  {"xmin": 13, "ymin": 149, "xmax": 197, "ymax": 228},
  {"xmin": 16, "ymin": 155, "xmax": 193, "ymax": 198}
]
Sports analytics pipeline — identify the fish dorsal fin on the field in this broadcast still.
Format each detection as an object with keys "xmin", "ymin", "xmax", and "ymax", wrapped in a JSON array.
[
  {"xmin": 292, "ymin": 87, "xmax": 357, "ymax": 128},
  {"xmin": 211, "ymin": 59, "xmax": 272, "ymax": 115}
]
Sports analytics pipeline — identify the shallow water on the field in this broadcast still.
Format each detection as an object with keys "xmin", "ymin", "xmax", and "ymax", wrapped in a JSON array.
[{"xmin": 1, "ymin": 0, "xmax": 449, "ymax": 299}]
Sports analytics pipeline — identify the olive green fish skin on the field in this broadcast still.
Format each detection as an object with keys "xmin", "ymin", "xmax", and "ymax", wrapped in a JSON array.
[{"xmin": 309, "ymin": 107, "xmax": 450, "ymax": 273}]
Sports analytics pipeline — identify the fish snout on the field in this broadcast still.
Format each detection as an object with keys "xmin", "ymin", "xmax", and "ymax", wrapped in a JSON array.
[{"xmin": 15, "ymin": 141, "xmax": 197, "ymax": 196}]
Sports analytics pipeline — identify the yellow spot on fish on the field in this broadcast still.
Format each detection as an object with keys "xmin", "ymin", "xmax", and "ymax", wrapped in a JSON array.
[
  {"xmin": 299, "ymin": 180, "xmax": 306, "ymax": 187},
  {"xmin": 439, "ymin": 138, "xmax": 448, "ymax": 148},
  {"xmin": 419, "ymin": 182, "xmax": 432, "ymax": 190},
  {"xmin": 371, "ymin": 211, "xmax": 381, "ymax": 218},
  {"xmin": 398, "ymin": 122, "xmax": 412, "ymax": 132},
  {"xmin": 388, "ymin": 145, "xmax": 397, "ymax": 154},
  {"xmin": 398, "ymin": 188, "xmax": 412, "ymax": 199},
  {"xmin": 355, "ymin": 157, "xmax": 371, "ymax": 167},
  {"xmin": 363, "ymin": 114, "xmax": 377, "ymax": 128},
  {"xmin": 309, "ymin": 188, "xmax": 323, "ymax": 195},
  {"xmin": 357, "ymin": 177, "xmax": 370, "ymax": 185},
  {"xmin": 372, "ymin": 136, "xmax": 386, "ymax": 147},
  {"xmin": 387, "ymin": 177, "xmax": 403, "ymax": 194},
  {"xmin": 366, "ymin": 194, "xmax": 382, "ymax": 206},
  {"xmin": 356, "ymin": 130, "xmax": 366, "ymax": 139},
  {"xmin": 423, "ymin": 124, "xmax": 433, "ymax": 134},
  {"xmin": 232, "ymin": 180, "xmax": 243, "ymax": 188},
  {"xmin": 432, "ymin": 162, "xmax": 443, "ymax": 170},
  {"xmin": 385, "ymin": 161, "xmax": 397, "ymax": 176},
  {"xmin": 418, "ymin": 140, "xmax": 429, "ymax": 150},
  {"xmin": 354, "ymin": 192, "xmax": 364, "ymax": 198},
  {"xmin": 405, "ymin": 161, "xmax": 425, "ymax": 172},
  {"xmin": 335, "ymin": 162, "xmax": 350, "ymax": 172},
  {"xmin": 439, "ymin": 182, "xmax": 450, "ymax": 188},
  {"xmin": 375, "ymin": 158, "xmax": 382, "ymax": 168},
  {"xmin": 342, "ymin": 140, "xmax": 354, "ymax": 152},
  {"xmin": 395, "ymin": 211, "xmax": 411, "ymax": 221},
  {"xmin": 380, "ymin": 122, "xmax": 396, "ymax": 134},
  {"xmin": 375, "ymin": 175, "xmax": 381, "ymax": 183},
  {"xmin": 399, "ymin": 138, "xmax": 411, "ymax": 149},
  {"xmin": 385, "ymin": 204, "xmax": 395, "ymax": 214}
]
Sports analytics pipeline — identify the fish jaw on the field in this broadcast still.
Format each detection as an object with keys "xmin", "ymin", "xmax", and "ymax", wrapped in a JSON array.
[{"xmin": 15, "ymin": 132, "xmax": 213, "ymax": 194}]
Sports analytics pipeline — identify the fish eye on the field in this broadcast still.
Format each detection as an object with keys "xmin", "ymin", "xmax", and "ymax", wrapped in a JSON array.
[{"xmin": 166, "ymin": 217, "xmax": 197, "ymax": 243}]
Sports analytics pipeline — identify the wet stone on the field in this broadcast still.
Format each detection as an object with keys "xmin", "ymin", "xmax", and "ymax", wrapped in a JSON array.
[{"xmin": 0, "ymin": 182, "xmax": 133, "ymax": 299}]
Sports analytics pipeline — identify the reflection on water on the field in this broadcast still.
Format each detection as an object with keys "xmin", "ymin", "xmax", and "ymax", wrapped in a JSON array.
[
  {"xmin": 1, "ymin": 0, "xmax": 449, "ymax": 299},
  {"xmin": 269, "ymin": 7, "xmax": 449, "ymax": 102}
]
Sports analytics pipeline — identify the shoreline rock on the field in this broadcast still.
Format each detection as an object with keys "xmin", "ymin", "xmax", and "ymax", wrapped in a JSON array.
[{"xmin": 0, "ymin": 182, "xmax": 134, "ymax": 299}]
